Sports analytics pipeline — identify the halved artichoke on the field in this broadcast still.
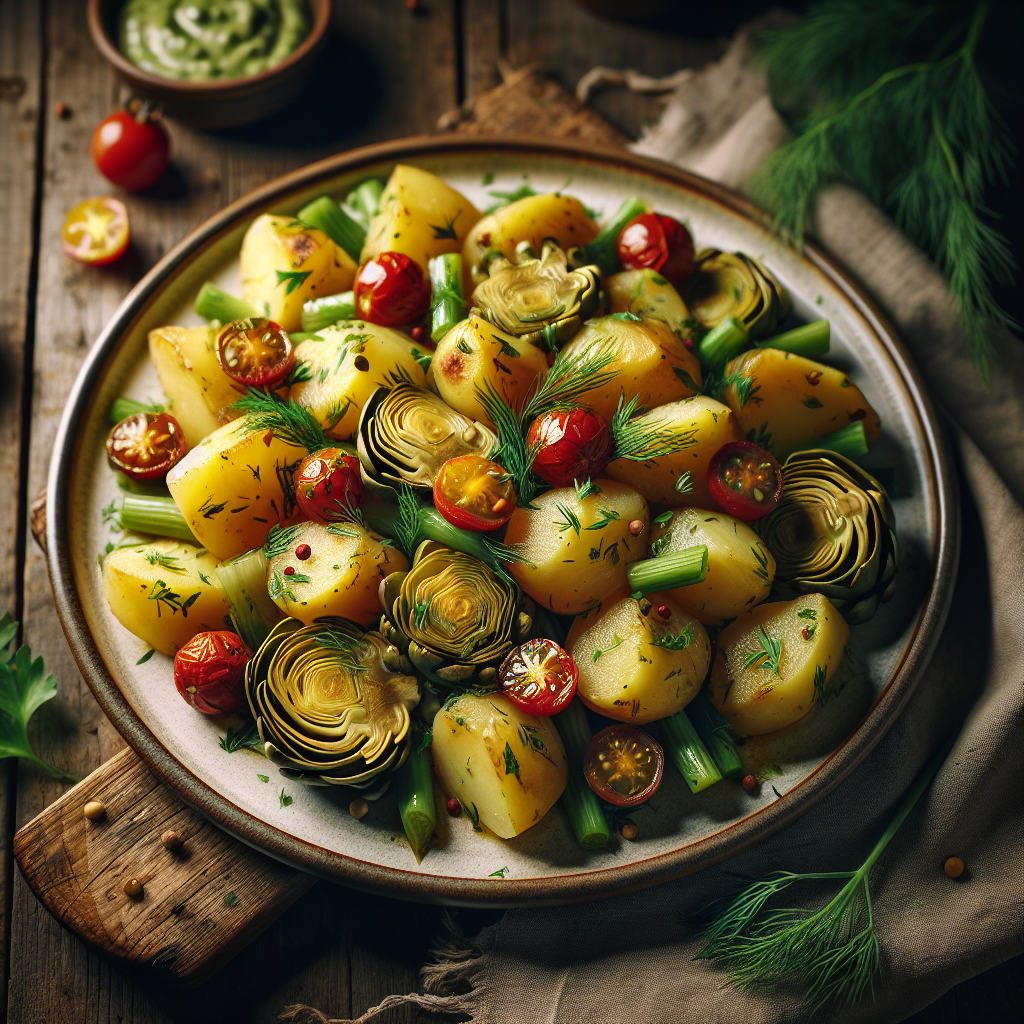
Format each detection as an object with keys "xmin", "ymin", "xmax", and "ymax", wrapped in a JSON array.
[
  {"xmin": 471, "ymin": 240, "xmax": 602, "ymax": 347},
  {"xmin": 756, "ymin": 451, "xmax": 899, "ymax": 624},
  {"xmin": 681, "ymin": 249, "xmax": 790, "ymax": 339},
  {"xmin": 356, "ymin": 382, "xmax": 496, "ymax": 495},
  {"xmin": 245, "ymin": 617, "xmax": 420, "ymax": 787},
  {"xmin": 379, "ymin": 541, "xmax": 534, "ymax": 689}
]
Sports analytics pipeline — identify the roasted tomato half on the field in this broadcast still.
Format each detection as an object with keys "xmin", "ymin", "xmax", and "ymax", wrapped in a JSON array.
[
  {"xmin": 216, "ymin": 317, "xmax": 295, "ymax": 389},
  {"xmin": 707, "ymin": 441, "xmax": 783, "ymax": 520},
  {"xmin": 616, "ymin": 213, "xmax": 695, "ymax": 289},
  {"xmin": 106, "ymin": 411, "xmax": 188, "ymax": 481},
  {"xmin": 61, "ymin": 196, "xmax": 130, "ymax": 265},
  {"xmin": 433, "ymin": 455, "xmax": 517, "ymax": 532},
  {"xmin": 499, "ymin": 639, "xmax": 578, "ymax": 716},
  {"xmin": 354, "ymin": 252, "xmax": 431, "ymax": 326},
  {"xmin": 173, "ymin": 631, "xmax": 251, "ymax": 715},
  {"xmin": 527, "ymin": 406, "xmax": 612, "ymax": 488},
  {"xmin": 584, "ymin": 725, "xmax": 665, "ymax": 807},
  {"xmin": 296, "ymin": 448, "xmax": 365, "ymax": 523}
]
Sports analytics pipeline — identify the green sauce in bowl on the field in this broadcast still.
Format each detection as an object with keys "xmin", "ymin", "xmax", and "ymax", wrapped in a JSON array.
[{"xmin": 119, "ymin": 0, "xmax": 310, "ymax": 81}]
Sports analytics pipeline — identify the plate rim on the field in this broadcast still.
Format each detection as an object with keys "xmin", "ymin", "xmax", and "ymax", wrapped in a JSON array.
[{"xmin": 46, "ymin": 134, "xmax": 960, "ymax": 907}]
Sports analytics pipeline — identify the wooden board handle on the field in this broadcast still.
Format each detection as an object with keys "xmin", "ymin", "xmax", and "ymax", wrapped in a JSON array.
[{"xmin": 14, "ymin": 746, "xmax": 316, "ymax": 987}]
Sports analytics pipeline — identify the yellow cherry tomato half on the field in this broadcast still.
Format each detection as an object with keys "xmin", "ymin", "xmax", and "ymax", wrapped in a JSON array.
[
  {"xmin": 433, "ymin": 455, "xmax": 517, "ymax": 532},
  {"xmin": 61, "ymin": 196, "xmax": 129, "ymax": 265}
]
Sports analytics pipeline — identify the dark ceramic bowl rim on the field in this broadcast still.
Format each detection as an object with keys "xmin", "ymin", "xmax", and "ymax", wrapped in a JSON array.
[
  {"xmin": 47, "ymin": 136, "xmax": 959, "ymax": 907},
  {"xmin": 87, "ymin": 0, "xmax": 332, "ymax": 95}
]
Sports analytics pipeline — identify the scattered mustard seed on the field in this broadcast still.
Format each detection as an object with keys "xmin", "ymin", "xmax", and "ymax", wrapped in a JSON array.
[
  {"xmin": 944, "ymin": 856, "xmax": 965, "ymax": 878},
  {"xmin": 349, "ymin": 798, "xmax": 370, "ymax": 820},
  {"xmin": 83, "ymin": 799, "xmax": 106, "ymax": 821},
  {"xmin": 123, "ymin": 877, "xmax": 144, "ymax": 899}
]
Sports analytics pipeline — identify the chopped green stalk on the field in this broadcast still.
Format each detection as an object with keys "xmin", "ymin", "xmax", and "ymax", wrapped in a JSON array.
[
  {"xmin": 347, "ymin": 178, "xmax": 385, "ymax": 229},
  {"xmin": 698, "ymin": 316, "xmax": 749, "ymax": 373},
  {"xmin": 193, "ymin": 283, "xmax": 256, "ymax": 325},
  {"xmin": 784, "ymin": 421, "xmax": 869, "ymax": 460},
  {"xmin": 689, "ymin": 691, "xmax": 745, "ymax": 779},
  {"xmin": 289, "ymin": 332, "xmax": 322, "ymax": 343},
  {"xmin": 117, "ymin": 474, "xmax": 170, "ymax": 498},
  {"xmin": 658, "ymin": 710, "xmax": 722, "ymax": 793},
  {"xmin": 554, "ymin": 700, "xmax": 611, "ymax": 850},
  {"xmin": 626, "ymin": 545, "xmax": 708, "ymax": 595},
  {"xmin": 301, "ymin": 290, "xmax": 356, "ymax": 332},
  {"xmin": 429, "ymin": 253, "xmax": 467, "ymax": 342},
  {"xmin": 120, "ymin": 494, "xmax": 198, "ymax": 544},
  {"xmin": 298, "ymin": 196, "xmax": 365, "ymax": 263},
  {"xmin": 215, "ymin": 547, "xmax": 281, "ymax": 652},
  {"xmin": 583, "ymin": 196, "xmax": 650, "ymax": 276},
  {"xmin": 756, "ymin": 319, "xmax": 830, "ymax": 358},
  {"xmin": 109, "ymin": 397, "xmax": 164, "ymax": 425},
  {"xmin": 394, "ymin": 738, "xmax": 436, "ymax": 863}
]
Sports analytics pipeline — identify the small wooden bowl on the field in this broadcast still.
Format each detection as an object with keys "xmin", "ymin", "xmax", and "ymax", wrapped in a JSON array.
[{"xmin": 87, "ymin": 0, "xmax": 332, "ymax": 129}]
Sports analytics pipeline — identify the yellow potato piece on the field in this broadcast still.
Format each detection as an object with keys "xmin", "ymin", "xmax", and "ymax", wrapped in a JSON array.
[
  {"xmin": 102, "ymin": 539, "xmax": 230, "ymax": 656},
  {"xmin": 605, "ymin": 269, "xmax": 694, "ymax": 339},
  {"xmin": 431, "ymin": 693, "xmax": 567, "ymax": 839},
  {"xmin": 709, "ymin": 592, "xmax": 849, "ymax": 736}
]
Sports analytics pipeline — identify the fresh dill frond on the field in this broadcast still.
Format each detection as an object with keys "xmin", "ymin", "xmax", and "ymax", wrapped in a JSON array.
[
  {"xmin": 475, "ymin": 378, "xmax": 540, "ymax": 502},
  {"xmin": 231, "ymin": 390, "xmax": 329, "ymax": 452},
  {"xmin": 523, "ymin": 341, "xmax": 619, "ymax": 421},
  {"xmin": 552, "ymin": 503, "xmax": 581, "ymax": 536},
  {"xmin": 395, "ymin": 484, "xmax": 422, "ymax": 560},
  {"xmin": 652, "ymin": 623, "xmax": 695, "ymax": 650},
  {"xmin": 744, "ymin": 626, "xmax": 782, "ymax": 675},
  {"xmin": 610, "ymin": 392, "xmax": 699, "ymax": 462}
]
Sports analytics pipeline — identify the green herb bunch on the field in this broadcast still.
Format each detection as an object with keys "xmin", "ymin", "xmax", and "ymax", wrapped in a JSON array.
[{"xmin": 752, "ymin": 1, "xmax": 1017, "ymax": 380}]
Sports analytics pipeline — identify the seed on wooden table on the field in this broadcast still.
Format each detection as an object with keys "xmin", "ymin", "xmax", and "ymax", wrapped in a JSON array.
[
  {"xmin": 123, "ymin": 877, "xmax": 144, "ymax": 899},
  {"xmin": 944, "ymin": 856, "xmax": 965, "ymax": 878},
  {"xmin": 621, "ymin": 823, "xmax": 639, "ymax": 841},
  {"xmin": 349, "ymin": 798, "xmax": 369, "ymax": 820},
  {"xmin": 161, "ymin": 829, "xmax": 183, "ymax": 852},
  {"xmin": 83, "ymin": 799, "xmax": 106, "ymax": 821},
  {"xmin": 54, "ymin": 102, "xmax": 71, "ymax": 119}
]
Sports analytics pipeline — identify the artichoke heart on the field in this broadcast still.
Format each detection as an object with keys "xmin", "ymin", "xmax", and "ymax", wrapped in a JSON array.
[
  {"xmin": 681, "ymin": 249, "xmax": 790, "ymax": 339},
  {"xmin": 379, "ymin": 542, "xmax": 533, "ymax": 688},
  {"xmin": 756, "ymin": 451, "xmax": 899, "ymax": 624},
  {"xmin": 471, "ymin": 241, "xmax": 602, "ymax": 346},
  {"xmin": 245, "ymin": 617, "xmax": 420, "ymax": 787},
  {"xmin": 356, "ymin": 382, "xmax": 496, "ymax": 494}
]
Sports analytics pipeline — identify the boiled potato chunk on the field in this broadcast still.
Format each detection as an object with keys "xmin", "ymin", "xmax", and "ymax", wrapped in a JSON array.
[
  {"xmin": 427, "ymin": 314, "xmax": 549, "ymax": 429},
  {"xmin": 606, "ymin": 394, "xmax": 741, "ymax": 510},
  {"xmin": 288, "ymin": 320, "xmax": 429, "ymax": 440},
  {"xmin": 102, "ymin": 539, "xmax": 230, "ymax": 656},
  {"xmin": 240, "ymin": 214, "xmax": 357, "ymax": 332},
  {"xmin": 558, "ymin": 315, "xmax": 701, "ymax": 422},
  {"xmin": 166, "ymin": 415, "xmax": 307, "ymax": 561},
  {"xmin": 649, "ymin": 508, "xmax": 775, "ymax": 624},
  {"xmin": 264, "ymin": 521, "xmax": 408, "ymax": 626},
  {"xmin": 504, "ymin": 480, "xmax": 648, "ymax": 615},
  {"xmin": 464, "ymin": 193, "xmax": 598, "ymax": 288},
  {"xmin": 360, "ymin": 164, "xmax": 481, "ymax": 271},
  {"xmin": 567, "ymin": 593, "xmax": 710, "ymax": 724},
  {"xmin": 723, "ymin": 348, "xmax": 881, "ymax": 455},
  {"xmin": 149, "ymin": 325, "xmax": 244, "ymax": 448},
  {"xmin": 431, "ymin": 693, "xmax": 567, "ymax": 839},
  {"xmin": 605, "ymin": 269, "xmax": 694, "ymax": 339},
  {"xmin": 709, "ymin": 592, "xmax": 849, "ymax": 736}
]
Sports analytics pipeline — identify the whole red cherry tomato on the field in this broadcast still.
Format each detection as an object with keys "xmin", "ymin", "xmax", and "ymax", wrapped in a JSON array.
[
  {"xmin": 216, "ymin": 317, "xmax": 295, "ymax": 389},
  {"xmin": 616, "ymin": 213, "xmax": 695, "ymax": 289},
  {"xmin": 707, "ymin": 441, "xmax": 783, "ymax": 520},
  {"xmin": 174, "ymin": 631, "xmax": 251, "ymax": 715},
  {"xmin": 296, "ymin": 448, "xmax": 365, "ymax": 523},
  {"xmin": 433, "ymin": 455, "xmax": 517, "ymax": 532},
  {"xmin": 91, "ymin": 106, "xmax": 169, "ymax": 192},
  {"xmin": 354, "ymin": 252, "xmax": 430, "ymax": 326},
  {"xmin": 106, "ymin": 411, "xmax": 188, "ymax": 481},
  {"xmin": 499, "ymin": 639, "xmax": 578, "ymax": 715},
  {"xmin": 61, "ymin": 196, "xmax": 130, "ymax": 265},
  {"xmin": 584, "ymin": 725, "xmax": 665, "ymax": 806},
  {"xmin": 527, "ymin": 407, "xmax": 612, "ymax": 487}
]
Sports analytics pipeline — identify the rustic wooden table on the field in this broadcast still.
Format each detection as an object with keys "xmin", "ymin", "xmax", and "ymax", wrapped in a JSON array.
[{"xmin": 0, "ymin": 1, "xmax": 1019, "ymax": 1021}]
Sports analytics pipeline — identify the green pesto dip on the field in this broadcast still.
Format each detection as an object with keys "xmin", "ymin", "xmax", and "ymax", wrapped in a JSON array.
[{"xmin": 119, "ymin": 0, "xmax": 310, "ymax": 81}]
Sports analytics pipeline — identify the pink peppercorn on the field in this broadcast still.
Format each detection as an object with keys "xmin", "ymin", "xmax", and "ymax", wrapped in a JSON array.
[
  {"xmin": 657, "ymin": 604, "xmax": 671, "ymax": 619},
  {"xmin": 411, "ymin": 325, "xmax": 424, "ymax": 341},
  {"xmin": 283, "ymin": 566, "xmax": 295, "ymax": 576},
  {"xmin": 446, "ymin": 797, "xmax": 462, "ymax": 816},
  {"xmin": 295, "ymin": 543, "xmax": 311, "ymax": 560}
]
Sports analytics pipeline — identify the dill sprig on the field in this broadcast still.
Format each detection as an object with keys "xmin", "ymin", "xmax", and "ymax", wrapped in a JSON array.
[
  {"xmin": 744, "ymin": 626, "xmax": 782, "ymax": 675},
  {"xmin": 752, "ymin": 2, "xmax": 1017, "ymax": 380},
  {"xmin": 524, "ymin": 341, "xmax": 618, "ymax": 421},
  {"xmin": 231, "ymin": 390, "xmax": 329, "ymax": 453},
  {"xmin": 610, "ymin": 393, "xmax": 700, "ymax": 462},
  {"xmin": 395, "ymin": 484, "xmax": 423, "ymax": 560}
]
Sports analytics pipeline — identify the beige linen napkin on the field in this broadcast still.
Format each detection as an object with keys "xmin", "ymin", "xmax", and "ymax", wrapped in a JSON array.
[{"xmin": 287, "ymin": 26, "xmax": 1024, "ymax": 1024}]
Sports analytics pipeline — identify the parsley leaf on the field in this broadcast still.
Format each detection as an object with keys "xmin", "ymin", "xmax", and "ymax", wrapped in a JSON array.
[{"xmin": 275, "ymin": 269, "xmax": 312, "ymax": 294}]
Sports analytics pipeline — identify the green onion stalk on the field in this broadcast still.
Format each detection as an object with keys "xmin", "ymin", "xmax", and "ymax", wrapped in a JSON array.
[
  {"xmin": 120, "ymin": 494, "xmax": 198, "ymax": 544},
  {"xmin": 626, "ymin": 545, "xmax": 709, "ymax": 595},
  {"xmin": 688, "ymin": 691, "xmax": 745, "ymax": 780},
  {"xmin": 109, "ymin": 397, "xmax": 164, "ymax": 425},
  {"xmin": 428, "ymin": 253, "xmax": 467, "ymax": 342},
  {"xmin": 582, "ymin": 196, "xmax": 651, "ymax": 276},
  {"xmin": 298, "ymin": 196, "xmax": 365, "ymax": 263},
  {"xmin": 215, "ymin": 547, "xmax": 282, "ymax": 652},
  {"xmin": 346, "ymin": 178, "xmax": 385, "ymax": 229},
  {"xmin": 394, "ymin": 735, "xmax": 437, "ymax": 863},
  {"xmin": 784, "ymin": 421, "xmax": 869, "ymax": 460},
  {"xmin": 301, "ymin": 291, "xmax": 356, "ymax": 332},
  {"xmin": 554, "ymin": 700, "xmax": 612, "ymax": 850},
  {"xmin": 657, "ymin": 708, "xmax": 722, "ymax": 793},
  {"xmin": 755, "ymin": 319, "xmax": 830, "ymax": 358},
  {"xmin": 193, "ymin": 283, "xmax": 257, "ymax": 325},
  {"xmin": 698, "ymin": 316, "xmax": 749, "ymax": 374}
]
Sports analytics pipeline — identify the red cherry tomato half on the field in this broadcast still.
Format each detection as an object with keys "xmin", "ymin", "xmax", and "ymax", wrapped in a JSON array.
[
  {"xmin": 173, "ymin": 631, "xmax": 251, "ymax": 715},
  {"xmin": 354, "ymin": 252, "xmax": 431, "ymax": 326},
  {"xmin": 106, "ymin": 411, "xmax": 188, "ymax": 481},
  {"xmin": 616, "ymin": 213, "xmax": 695, "ymax": 289},
  {"xmin": 92, "ymin": 108, "xmax": 169, "ymax": 192},
  {"xmin": 584, "ymin": 725, "xmax": 665, "ymax": 807},
  {"xmin": 216, "ymin": 317, "xmax": 295, "ymax": 389},
  {"xmin": 296, "ymin": 448, "xmax": 365, "ymax": 523},
  {"xmin": 707, "ymin": 441, "xmax": 783, "ymax": 520},
  {"xmin": 499, "ymin": 639, "xmax": 578, "ymax": 715},
  {"xmin": 433, "ymin": 455, "xmax": 517, "ymax": 532},
  {"xmin": 527, "ymin": 407, "xmax": 612, "ymax": 488},
  {"xmin": 61, "ymin": 196, "xmax": 130, "ymax": 265}
]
